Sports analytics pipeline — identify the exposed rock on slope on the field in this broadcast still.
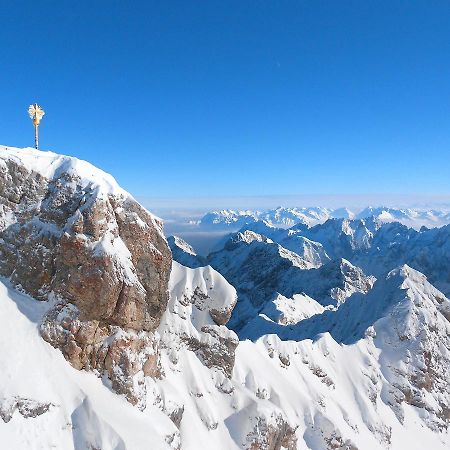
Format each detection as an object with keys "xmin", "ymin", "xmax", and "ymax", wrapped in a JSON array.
[
  {"xmin": 161, "ymin": 261, "xmax": 239, "ymax": 377},
  {"xmin": 155, "ymin": 261, "xmax": 297, "ymax": 448},
  {"xmin": 0, "ymin": 146, "xmax": 172, "ymax": 406},
  {"xmin": 373, "ymin": 266, "xmax": 450, "ymax": 430}
]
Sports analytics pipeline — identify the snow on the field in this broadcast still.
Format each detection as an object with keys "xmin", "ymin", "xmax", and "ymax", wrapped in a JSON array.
[
  {"xmin": 0, "ymin": 278, "xmax": 175, "ymax": 450},
  {"xmin": 0, "ymin": 145, "xmax": 127, "ymax": 197},
  {"xmin": 171, "ymin": 236, "xmax": 197, "ymax": 256},
  {"xmin": 157, "ymin": 261, "xmax": 450, "ymax": 449},
  {"xmin": 92, "ymin": 231, "xmax": 142, "ymax": 285},
  {"xmin": 167, "ymin": 261, "xmax": 237, "ymax": 329},
  {"xmin": 257, "ymin": 292, "xmax": 325, "ymax": 325},
  {"xmin": 167, "ymin": 236, "xmax": 207, "ymax": 269},
  {"xmin": 1, "ymin": 244, "xmax": 450, "ymax": 449},
  {"xmin": 196, "ymin": 206, "xmax": 450, "ymax": 232},
  {"xmin": 0, "ymin": 145, "xmax": 165, "ymax": 232}
]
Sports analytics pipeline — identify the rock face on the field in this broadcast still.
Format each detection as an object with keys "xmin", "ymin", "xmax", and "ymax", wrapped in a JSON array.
[
  {"xmin": 0, "ymin": 147, "xmax": 171, "ymax": 406},
  {"xmin": 0, "ymin": 148, "xmax": 171, "ymax": 330},
  {"xmin": 40, "ymin": 302, "xmax": 163, "ymax": 408}
]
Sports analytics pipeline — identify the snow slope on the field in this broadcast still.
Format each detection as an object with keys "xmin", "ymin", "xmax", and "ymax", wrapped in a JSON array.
[
  {"xmin": 4, "ymin": 258, "xmax": 449, "ymax": 449},
  {"xmin": 0, "ymin": 279, "xmax": 176, "ymax": 450},
  {"xmin": 132, "ymin": 261, "xmax": 450, "ymax": 450},
  {"xmin": 0, "ymin": 146, "xmax": 127, "ymax": 197}
]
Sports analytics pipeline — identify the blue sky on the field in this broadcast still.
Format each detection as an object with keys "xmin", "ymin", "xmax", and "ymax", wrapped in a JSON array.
[{"xmin": 1, "ymin": 1, "xmax": 450, "ymax": 201}]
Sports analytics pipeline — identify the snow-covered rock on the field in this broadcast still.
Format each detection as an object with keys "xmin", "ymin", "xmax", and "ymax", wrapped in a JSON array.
[
  {"xmin": 0, "ymin": 279, "xmax": 178, "ymax": 450},
  {"xmin": 296, "ymin": 217, "xmax": 380, "ymax": 259},
  {"xmin": 197, "ymin": 206, "xmax": 450, "ymax": 232},
  {"xmin": 0, "ymin": 146, "xmax": 171, "ymax": 331},
  {"xmin": 0, "ymin": 145, "xmax": 172, "ymax": 407},
  {"xmin": 236, "ymin": 217, "xmax": 450, "ymax": 298},
  {"xmin": 239, "ymin": 222, "xmax": 331, "ymax": 268},
  {"xmin": 168, "ymin": 235, "xmax": 207, "ymax": 268},
  {"xmin": 209, "ymin": 229, "xmax": 375, "ymax": 331},
  {"xmin": 199, "ymin": 207, "xmax": 333, "ymax": 230},
  {"xmin": 354, "ymin": 222, "xmax": 450, "ymax": 296}
]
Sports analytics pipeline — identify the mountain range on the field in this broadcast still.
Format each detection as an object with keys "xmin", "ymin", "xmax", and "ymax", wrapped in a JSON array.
[
  {"xmin": 196, "ymin": 206, "xmax": 450, "ymax": 230},
  {"xmin": 1, "ymin": 145, "xmax": 449, "ymax": 450}
]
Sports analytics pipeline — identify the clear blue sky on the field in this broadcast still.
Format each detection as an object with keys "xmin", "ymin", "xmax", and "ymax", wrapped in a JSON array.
[{"xmin": 1, "ymin": 1, "xmax": 450, "ymax": 199}]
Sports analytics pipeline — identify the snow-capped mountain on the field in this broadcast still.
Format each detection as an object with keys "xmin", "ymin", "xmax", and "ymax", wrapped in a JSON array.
[
  {"xmin": 355, "ymin": 206, "xmax": 450, "ymax": 228},
  {"xmin": 197, "ymin": 206, "xmax": 450, "ymax": 231},
  {"xmin": 220, "ymin": 218, "xmax": 450, "ymax": 297},
  {"xmin": 1, "ymin": 145, "xmax": 449, "ymax": 450},
  {"xmin": 167, "ymin": 235, "xmax": 207, "ymax": 268},
  {"xmin": 207, "ymin": 230, "xmax": 375, "ymax": 331},
  {"xmin": 199, "ymin": 207, "xmax": 336, "ymax": 229}
]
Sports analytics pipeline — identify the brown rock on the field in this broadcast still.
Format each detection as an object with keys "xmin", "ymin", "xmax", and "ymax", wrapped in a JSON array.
[
  {"xmin": 0, "ymin": 157, "xmax": 172, "ymax": 332},
  {"xmin": 0, "ymin": 151, "xmax": 172, "ymax": 408}
]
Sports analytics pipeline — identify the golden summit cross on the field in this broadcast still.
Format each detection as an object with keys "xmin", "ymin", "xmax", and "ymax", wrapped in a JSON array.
[{"xmin": 28, "ymin": 103, "xmax": 45, "ymax": 149}]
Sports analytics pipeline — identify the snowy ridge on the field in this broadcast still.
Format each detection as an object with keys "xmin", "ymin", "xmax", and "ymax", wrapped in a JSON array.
[
  {"xmin": 0, "ymin": 145, "xmax": 127, "ymax": 196},
  {"xmin": 197, "ymin": 206, "xmax": 450, "ymax": 230},
  {"xmin": 168, "ymin": 236, "xmax": 207, "ymax": 269},
  {"xmin": 2, "ymin": 260, "xmax": 450, "ymax": 449}
]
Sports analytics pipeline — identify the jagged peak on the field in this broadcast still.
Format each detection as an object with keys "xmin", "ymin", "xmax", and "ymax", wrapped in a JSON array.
[
  {"xmin": 231, "ymin": 229, "xmax": 273, "ymax": 245},
  {"xmin": 388, "ymin": 263, "xmax": 426, "ymax": 280},
  {"xmin": 168, "ymin": 235, "xmax": 197, "ymax": 256}
]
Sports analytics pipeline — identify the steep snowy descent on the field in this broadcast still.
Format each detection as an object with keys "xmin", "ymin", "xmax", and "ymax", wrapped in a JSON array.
[{"xmin": 0, "ymin": 279, "xmax": 177, "ymax": 450}]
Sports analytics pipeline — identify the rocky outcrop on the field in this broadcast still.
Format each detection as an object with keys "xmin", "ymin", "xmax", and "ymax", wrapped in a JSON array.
[
  {"xmin": 375, "ymin": 266, "xmax": 450, "ymax": 431},
  {"xmin": 245, "ymin": 414, "xmax": 297, "ymax": 450},
  {"xmin": 0, "ymin": 150, "xmax": 171, "ymax": 331},
  {"xmin": 0, "ymin": 147, "xmax": 171, "ymax": 406},
  {"xmin": 0, "ymin": 396, "xmax": 53, "ymax": 423},
  {"xmin": 40, "ymin": 303, "xmax": 162, "ymax": 408},
  {"xmin": 161, "ymin": 261, "xmax": 238, "ymax": 378}
]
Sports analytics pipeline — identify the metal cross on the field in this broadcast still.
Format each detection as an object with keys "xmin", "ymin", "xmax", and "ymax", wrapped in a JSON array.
[{"xmin": 28, "ymin": 103, "xmax": 45, "ymax": 149}]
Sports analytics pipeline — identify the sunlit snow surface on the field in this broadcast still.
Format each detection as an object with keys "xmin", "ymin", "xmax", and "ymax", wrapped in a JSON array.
[
  {"xmin": 1, "ymin": 262, "xmax": 449, "ymax": 449},
  {"xmin": 0, "ymin": 280, "xmax": 174, "ymax": 450}
]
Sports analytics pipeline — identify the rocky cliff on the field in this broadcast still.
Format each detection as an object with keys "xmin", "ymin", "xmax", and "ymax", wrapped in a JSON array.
[{"xmin": 0, "ymin": 146, "xmax": 172, "ymax": 406}]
